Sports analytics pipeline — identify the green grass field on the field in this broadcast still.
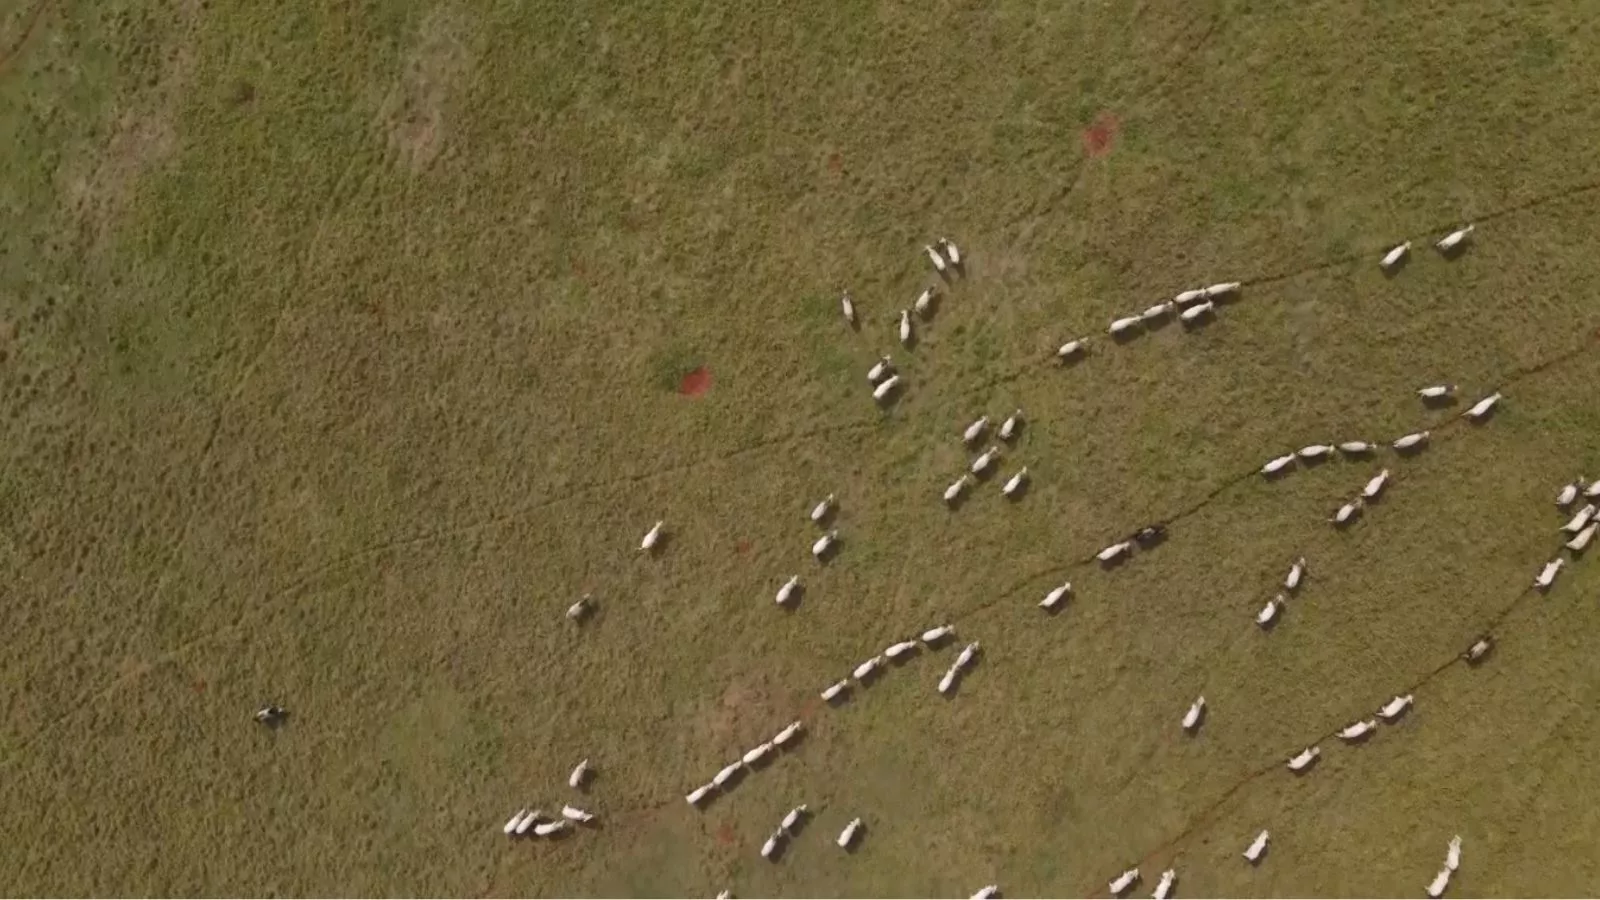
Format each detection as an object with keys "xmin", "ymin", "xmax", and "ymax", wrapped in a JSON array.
[{"xmin": 4, "ymin": 0, "xmax": 1600, "ymax": 895}]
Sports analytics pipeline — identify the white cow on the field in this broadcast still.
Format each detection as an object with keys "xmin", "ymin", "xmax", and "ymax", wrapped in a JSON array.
[
  {"xmin": 641, "ymin": 520, "xmax": 665, "ymax": 551},
  {"xmin": 1287, "ymin": 746, "xmax": 1320, "ymax": 772},
  {"xmin": 1377, "ymin": 694, "xmax": 1413, "ymax": 722},
  {"xmin": 569, "ymin": 759, "xmax": 592, "ymax": 790},
  {"xmin": 1243, "ymin": 829, "xmax": 1270, "ymax": 863},
  {"xmin": 1436, "ymin": 224, "xmax": 1474, "ymax": 253},
  {"xmin": 1380, "ymin": 242, "xmax": 1411, "ymax": 270}
]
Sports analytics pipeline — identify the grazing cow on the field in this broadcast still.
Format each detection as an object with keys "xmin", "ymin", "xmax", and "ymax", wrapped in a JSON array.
[
  {"xmin": 1243, "ymin": 830, "xmax": 1270, "ymax": 863},
  {"xmin": 1436, "ymin": 224, "xmax": 1474, "ymax": 254},
  {"xmin": 1002, "ymin": 468, "xmax": 1029, "ymax": 497},
  {"xmin": 812, "ymin": 493, "xmax": 837, "ymax": 522},
  {"xmin": 999, "ymin": 409, "xmax": 1024, "ymax": 441},
  {"xmin": 837, "ymin": 817, "xmax": 863, "ymax": 849},
  {"xmin": 1286, "ymin": 746, "xmax": 1320, "ymax": 772},
  {"xmin": 1462, "ymin": 635, "xmax": 1493, "ymax": 665},
  {"xmin": 1377, "ymin": 694, "xmax": 1413, "ymax": 722},
  {"xmin": 641, "ymin": 520, "xmax": 665, "ymax": 552},
  {"xmin": 1462, "ymin": 392, "xmax": 1502, "ymax": 421},
  {"xmin": 1284, "ymin": 557, "xmax": 1307, "ymax": 591},
  {"xmin": 1261, "ymin": 454, "xmax": 1296, "ymax": 476},
  {"xmin": 569, "ymin": 759, "xmax": 592, "ymax": 790},
  {"xmin": 775, "ymin": 575, "xmax": 801, "ymax": 606}
]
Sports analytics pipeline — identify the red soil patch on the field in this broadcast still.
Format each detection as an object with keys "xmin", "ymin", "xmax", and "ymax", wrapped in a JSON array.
[
  {"xmin": 679, "ymin": 366, "xmax": 712, "ymax": 397},
  {"xmin": 798, "ymin": 697, "xmax": 822, "ymax": 719},
  {"xmin": 826, "ymin": 151, "xmax": 843, "ymax": 174},
  {"xmin": 1081, "ymin": 112, "xmax": 1120, "ymax": 157},
  {"xmin": 735, "ymin": 538, "xmax": 751, "ymax": 555},
  {"xmin": 192, "ymin": 679, "xmax": 206, "ymax": 693},
  {"xmin": 715, "ymin": 822, "xmax": 736, "ymax": 846}
]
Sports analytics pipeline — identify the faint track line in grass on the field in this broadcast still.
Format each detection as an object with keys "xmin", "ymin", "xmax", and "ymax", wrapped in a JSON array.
[
  {"xmin": 1000, "ymin": 8, "xmax": 1222, "ymax": 236},
  {"xmin": 3, "ymin": 562, "xmax": 366, "ymax": 763},
  {"xmin": 1, "ymin": 417, "xmax": 887, "ymax": 755},
  {"xmin": 123, "ymin": 83, "xmax": 405, "ymax": 665},
  {"xmin": 27, "ymin": 154, "xmax": 1595, "ymax": 819},
  {"xmin": 944, "ymin": 330, "xmax": 1599, "ymax": 629},
  {"xmin": 1134, "ymin": 12, "xmax": 1222, "ymax": 111},
  {"xmin": 1084, "ymin": 578, "xmax": 1552, "ymax": 899},
  {"xmin": 58, "ymin": 276, "xmax": 1594, "ymax": 749},
  {"xmin": 0, "ymin": 0, "xmax": 55, "ymax": 74},
  {"xmin": 964, "ymin": 173, "xmax": 1600, "ymax": 409}
]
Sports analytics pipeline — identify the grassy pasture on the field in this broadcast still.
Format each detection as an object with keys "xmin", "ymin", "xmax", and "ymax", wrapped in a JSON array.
[{"xmin": 3, "ymin": 0, "xmax": 1600, "ymax": 895}]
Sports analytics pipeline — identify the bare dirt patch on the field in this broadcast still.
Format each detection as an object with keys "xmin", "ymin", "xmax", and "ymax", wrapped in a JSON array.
[
  {"xmin": 1081, "ymin": 111, "xmax": 1120, "ymax": 157},
  {"xmin": 383, "ymin": 8, "xmax": 473, "ymax": 172},
  {"xmin": 700, "ymin": 675, "xmax": 777, "ymax": 747},
  {"xmin": 678, "ymin": 365, "xmax": 713, "ymax": 397},
  {"xmin": 58, "ymin": 51, "xmax": 188, "ymax": 252}
]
